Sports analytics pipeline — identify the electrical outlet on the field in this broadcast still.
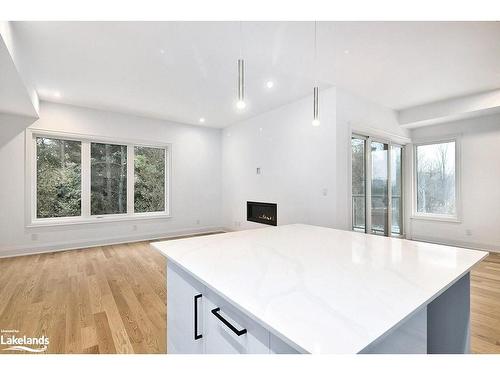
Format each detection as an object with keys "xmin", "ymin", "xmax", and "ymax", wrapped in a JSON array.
[
  {"xmin": 132, "ymin": 224, "xmax": 138, "ymax": 231},
  {"xmin": 31, "ymin": 233, "xmax": 38, "ymax": 241},
  {"xmin": 196, "ymin": 219, "xmax": 200, "ymax": 225},
  {"xmin": 256, "ymin": 167, "xmax": 261, "ymax": 175},
  {"xmin": 465, "ymin": 229, "xmax": 472, "ymax": 236}
]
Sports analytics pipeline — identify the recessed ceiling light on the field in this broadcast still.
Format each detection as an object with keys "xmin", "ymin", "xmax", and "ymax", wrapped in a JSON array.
[
  {"xmin": 266, "ymin": 80, "xmax": 274, "ymax": 89},
  {"xmin": 199, "ymin": 117, "xmax": 205, "ymax": 123},
  {"xmin": 54, "ymin": 91, "xmax": 61, "ymax": 98},
  {"xmin": 344, "ymin": 49, "xmax": 350, "ymax": 55},
  {"xmin": 160, "ymin": 49, "xmax": 165, "ymax": 54}
]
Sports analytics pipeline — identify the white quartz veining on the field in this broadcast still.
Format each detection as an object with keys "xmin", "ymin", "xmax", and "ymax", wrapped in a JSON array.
[{"xmin": 152, "ymin": 224, "xmax": 488, "ymax": 354}]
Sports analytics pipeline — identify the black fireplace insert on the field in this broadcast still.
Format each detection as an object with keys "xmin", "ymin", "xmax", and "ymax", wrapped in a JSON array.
[{"xmin": 246, "ymin": 201, "xmax": 277, "ymax": 226}]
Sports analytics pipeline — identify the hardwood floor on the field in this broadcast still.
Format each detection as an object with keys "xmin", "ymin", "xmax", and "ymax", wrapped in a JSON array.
[
  {"xmin": 0, "ymin": 241, "xmax": 167, "ymax": 354},
  {"xmin": 471, "ymin": 252, "xmax": 500, "ymax": 353},
  {"xmin": 0, "ymin": 239, "xmax": 499, "ymax": 354}
]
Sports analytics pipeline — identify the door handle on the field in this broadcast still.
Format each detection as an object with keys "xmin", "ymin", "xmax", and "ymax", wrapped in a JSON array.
[
  {"xmin": 211, "ymin": 307, "xmax": 247, "ymax": 336},
  {"xmin": 194, "ymin": 294, "xmax": 203, "ymax": 340}
]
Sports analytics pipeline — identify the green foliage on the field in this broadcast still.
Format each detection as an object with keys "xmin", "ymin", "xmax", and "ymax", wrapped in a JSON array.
[
  {"xmin": 36, "ymin": 137, "xmax": 82, "ymax": 218},
  {"xmin": 36, "ymin": 139, "xmax": 165, "ymax": 219},
  {"xmin": 90, "ymin": 143, "xmax": 127, "ymax": 215},
  {"xmin": 134, "ymin": 146, "xmax": 165, "ymax": 213}
]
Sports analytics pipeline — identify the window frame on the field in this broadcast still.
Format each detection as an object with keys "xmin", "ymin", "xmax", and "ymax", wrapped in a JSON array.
[
  {"xmin": 349, "ymin": 132, "xmax": 406, "ymax": 238},
  {"xmin": 411, "ymin": 137, "xmax": 461, "ymax": 222},
  {"xmin": 25, "ymin": 129, "xmax": 171, "ymax": 227}
]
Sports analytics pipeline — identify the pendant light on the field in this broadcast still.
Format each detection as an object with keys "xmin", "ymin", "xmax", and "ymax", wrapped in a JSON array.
[
  {"xmin": 312, "ymin": 21, "xmax": 320, "ymax": 126},
  {"xmin": 236, "ymin": 58, "xmax": 245, "ymax": 109},
  {"xmin": 236, "ymin": 21, "xmax": 246, "ymax": 110}
]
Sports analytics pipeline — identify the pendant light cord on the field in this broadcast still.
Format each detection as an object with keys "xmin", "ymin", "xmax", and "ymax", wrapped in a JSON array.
[
  {"xmin": 239, "ymin": 21, "xmax": 243, "ymax": 59},
  {"xmin": 314, "ymin": 21, "xmax": 317, "ymax": 86}
]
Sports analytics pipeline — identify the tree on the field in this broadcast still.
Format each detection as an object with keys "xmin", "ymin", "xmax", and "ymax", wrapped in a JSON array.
[
  {"xmin": 134, "ymin": 147, "xmax": 165, "ymax": 213},
  {"xmin": 36, "ymin": 137, "xmax": 81, "ymax": 218}
]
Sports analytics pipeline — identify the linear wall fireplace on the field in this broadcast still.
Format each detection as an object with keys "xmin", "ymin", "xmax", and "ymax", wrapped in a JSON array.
[{"xmin": 247, "ymin": 201, "xmax": 277, "ymax": 226}]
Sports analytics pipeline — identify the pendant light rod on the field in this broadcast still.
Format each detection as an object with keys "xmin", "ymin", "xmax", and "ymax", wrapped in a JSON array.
[
  {"xmin": 313, "ymin": 86, "xmax": 319, "ymax": 120},
  {"xmin": 236, "ymin": 21, "xmax": 246, "ymax": 110},
  {"xmin": 238, "ymin": 58, "xmax": 245, "ymax": 102},
  {"xmin": 312, "ymin": 21, "xmax": 320, "ymax": 126}
]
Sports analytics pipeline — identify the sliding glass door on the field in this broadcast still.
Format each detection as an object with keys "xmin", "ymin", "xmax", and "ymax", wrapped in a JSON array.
[
  {"xmin": 370, "ymin": 141, "xmax": 389, "ymax": 236},
  {"xmin": 391, "ymin": 145, "xmax": 403, "ymax": 235},
  {"xmin": 351, "ymin": 137, "xmax": 366, "ymax": 232},
  {"xmin": 351, "ymin": 135, "xmax": 404, "ymax": 237}
]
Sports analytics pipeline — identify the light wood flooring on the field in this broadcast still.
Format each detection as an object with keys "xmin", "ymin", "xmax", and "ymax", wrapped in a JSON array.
[
  {"xmin": 0, "ymin": 239, "xmax": 499, "ymax": 354},
  {"xmin": 0, "ymin": 240, "xmax": 167, "ymax": 354},
  {"xmin": 471, "ymin": 252, "xmax": 500, "ymax": 353}
]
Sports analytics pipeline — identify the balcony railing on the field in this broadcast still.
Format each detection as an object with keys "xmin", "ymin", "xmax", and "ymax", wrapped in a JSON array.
[{"xmin": 352, "ymin": 194, "xmax": 401, "ymax": 234}]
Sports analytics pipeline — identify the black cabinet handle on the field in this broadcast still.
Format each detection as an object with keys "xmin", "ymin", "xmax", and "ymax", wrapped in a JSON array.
[
  {"xmin": 194, "ymin": 294, "xmax": 203, "ymax": 340},
  {"xmin": 211, "ymin": 307, "xmax": 247, "ymax": 336}
]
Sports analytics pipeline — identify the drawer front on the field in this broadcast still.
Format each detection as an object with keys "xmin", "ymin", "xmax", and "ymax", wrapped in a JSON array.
[{"xmin": 204, "ymin": 291, "xmax": 270, "ymax": 354}]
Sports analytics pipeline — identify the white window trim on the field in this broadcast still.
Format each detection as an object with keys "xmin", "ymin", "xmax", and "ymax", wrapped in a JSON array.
[
  {"xmin": 25, "ymin": 128, "xmax": 172, "ymax": 228},
  {"xmin": 411, "ymin": 136, "xmax": 461, "ymax": 223}
]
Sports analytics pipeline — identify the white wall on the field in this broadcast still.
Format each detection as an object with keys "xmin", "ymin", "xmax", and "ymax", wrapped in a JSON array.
[
  {"xmin": 0, "ymin": 101, "xmax": 222, "ymax": 257},
  {"xmin": 221, "ymin": 87, "xmax": 409, "ymax": 232},
  {"xmin": 222, "ymin": 88, "xmax": 338, "ymax": 230},
  {"xmin": 6, "ymin": 85, "xmax": 491, "ymax": 257},
  {"xmin": 408, "ymin": 113, "xmax": 500, "ymax": 251},
  {"xmin": 0, "ymin": 21, "xmax": 39, "ymax": 115}
]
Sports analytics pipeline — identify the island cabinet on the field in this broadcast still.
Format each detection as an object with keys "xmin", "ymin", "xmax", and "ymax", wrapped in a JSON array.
[
  {"xmin": 156, "ymin": 224, "xmax": 488, "ymax": 354},
  {"xmin": 167, "ymin": 261, "xmax": 299, "ymax": 354}
]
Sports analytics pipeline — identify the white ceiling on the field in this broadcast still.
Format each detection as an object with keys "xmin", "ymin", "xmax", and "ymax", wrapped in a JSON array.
[{"xmin": 12, "ymin": 21, "xmax": 500, "ymax": 127}]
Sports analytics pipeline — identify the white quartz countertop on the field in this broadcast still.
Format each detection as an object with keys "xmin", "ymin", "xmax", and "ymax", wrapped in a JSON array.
[{"xmin": 152, "ymin": 224, "xmax": 488, "ymax": 354}]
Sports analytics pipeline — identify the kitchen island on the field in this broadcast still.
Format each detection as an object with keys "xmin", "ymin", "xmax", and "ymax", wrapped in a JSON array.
[{"xmin": 151, "ymin": 224, "xmax": 488, "ymax": 354}]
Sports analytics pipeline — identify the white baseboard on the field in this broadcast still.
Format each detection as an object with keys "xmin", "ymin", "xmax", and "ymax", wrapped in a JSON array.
[
  {"xmin": 409, "ymin": 234, "xmax": 500, "ymax": 254},
  {"xmin": 0, "ymin": 226, "xmax": 226, "ymax": 259}
]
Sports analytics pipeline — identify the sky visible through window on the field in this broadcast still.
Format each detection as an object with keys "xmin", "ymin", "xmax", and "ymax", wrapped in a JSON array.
[{"xmin": 416, "ymin": 141, "xmax": 456, "ymax": 216}]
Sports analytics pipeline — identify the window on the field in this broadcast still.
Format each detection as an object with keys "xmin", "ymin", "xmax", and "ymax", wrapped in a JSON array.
[
  {"xmin": 91, "ymin": 143, "xmax": 128, "ymax": 215},
  {"xmin": 415, "ymin": 140, "xmax": 457, "ymax": 218},
  {"xmin": 36, "ymin": 137, "xmax": 82, "ymax": 218},
  {"xmin": 28, "ymin": 130, "xmax": 169, "ymax": 225},
  {"xmin": 134, "ymin": 146, "xmax": 166, "ymax": 213}
]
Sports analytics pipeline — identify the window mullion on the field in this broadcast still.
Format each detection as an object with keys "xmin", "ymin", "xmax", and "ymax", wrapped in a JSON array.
[
  {"xmin": 165, "ymin": 147, "xmax": 169, "ymax": 215},
  {"xmin": 82, "ymin": 141, "xmax": 91, "ymax": 217},
  {"xmin": 127, "ymin": 145, "xmax": 135, "ymax": 215},
  {"xmin": 31, "ymin": 134, "xmax": 37, "ymax": 223},
  {"xmin": 387, "ymin": 142, "xmax": 392, "ymax": 237}
]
